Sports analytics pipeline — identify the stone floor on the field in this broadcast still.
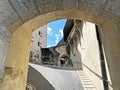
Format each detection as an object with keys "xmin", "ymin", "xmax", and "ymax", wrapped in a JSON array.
[
  {"xmin": 27, "ymin": 65, "xmax": 55, "ymax": 90},
  {"xmin": 29, "ymin": 63, "xmax": 96, "ymax": 90}
]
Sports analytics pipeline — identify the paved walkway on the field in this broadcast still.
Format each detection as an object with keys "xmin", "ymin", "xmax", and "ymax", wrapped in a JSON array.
[{"xmin": 29, "ymin": 63, "xmax": 84, "ymax": 90}]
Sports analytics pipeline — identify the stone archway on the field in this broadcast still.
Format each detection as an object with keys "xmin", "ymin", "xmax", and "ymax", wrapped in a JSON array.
[
  {"xmin": 0, "ymin": 1, "xmax": 120, "ymax": 90},
  {"xmin": 59, "ymin": 54, "xmax": 69, "ymax": 66}
]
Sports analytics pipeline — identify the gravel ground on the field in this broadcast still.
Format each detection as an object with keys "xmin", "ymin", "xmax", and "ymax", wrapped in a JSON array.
[{"xmin": 29, "ymin": 63, "xmax": 84, "ymax": 90}]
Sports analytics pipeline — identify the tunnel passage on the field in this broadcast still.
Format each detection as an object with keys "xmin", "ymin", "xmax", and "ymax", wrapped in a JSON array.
[{"xmin": 0, "ymin": 0, "xmax": 120, "ymax": 90}]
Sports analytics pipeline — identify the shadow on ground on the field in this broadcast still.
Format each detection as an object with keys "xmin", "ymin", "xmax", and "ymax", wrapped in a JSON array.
[{"xmin": 27, "ymin": 65, "xmax": 55, "ymax": 90}]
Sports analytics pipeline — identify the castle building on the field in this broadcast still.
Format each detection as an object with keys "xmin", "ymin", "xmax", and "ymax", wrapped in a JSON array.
[{"xmin": 30, "ymin": 25, "xmax": 47, "ymax": 64}]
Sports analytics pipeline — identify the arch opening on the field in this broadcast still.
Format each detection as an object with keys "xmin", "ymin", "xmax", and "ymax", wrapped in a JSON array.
[{"xmin": 1, "ymin": 6, "xmax": 120, "ymax": 90}]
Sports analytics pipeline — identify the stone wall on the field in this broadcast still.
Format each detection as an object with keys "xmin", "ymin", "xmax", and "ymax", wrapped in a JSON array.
[
  {"xmin": 0, "ymin": 27, "xmax": 11, "ymax": 86},
  {"xmin": 0, "ymin": 0, "xmax": 120, "ymax": 90},
  {"xmin": 0, "ymin": 0, "xmax": 120, "ymax": 33},
  {"xmin": 1, "ymin": 24, "xmax": 32, "ymax": 90}
]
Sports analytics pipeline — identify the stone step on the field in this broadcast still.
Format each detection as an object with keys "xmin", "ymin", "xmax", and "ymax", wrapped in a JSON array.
[
  {"xmin": 84, "ymin": 87, "xmax": 96, "ymax": 90},
  {"xmin": 76, "ymin": 70, "xmax": 96, "ymax": 90},
  {"xmin": 83, "ymin": 82, "xmax": 92, "ymax": 85}
]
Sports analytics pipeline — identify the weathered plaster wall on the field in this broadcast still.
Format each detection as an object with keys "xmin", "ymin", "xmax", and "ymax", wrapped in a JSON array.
[
  {"xmin": 77, "ymin": 22, "xmax": 104, "ymax": 90},
  {"xmin": 104, "ymin": 49, "xmax": 113, "ymax": 90},
  {"xmin": 0, "ymin": 0, "xmax": 120, "ymax": 90},
  {"xmin": 99, "ymin": 21, "xmax": 120, "ymax": 90},
  {"xmin": 31, "ymin": 25, "xmax": 47, "ymax": 51},
  {"xmin": 70, "ymin": 42, "xmax": 82, "ymax": 70},
  {"xmin": 1, "ymin": 24, "xmax": 32, "ymax": 90},
  {"xmin": 55, "ymin": 46, "xmax": 67, "ymax": 66},
  {"xmin": 0, "ymin": 0, "xmax": 119, "ymax": 32},
  {"xmin": 30, "ymin": 25, "xmax": 47, "ymax": 64},
  {"xmin": 0, "ymin": 27, "xmax": 11, "ymax": 86}
]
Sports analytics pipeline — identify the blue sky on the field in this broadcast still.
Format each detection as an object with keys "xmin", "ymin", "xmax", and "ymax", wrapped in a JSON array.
[{"xmin": 47, "ymin": 19, "xmax": 66, "ymax": 47}]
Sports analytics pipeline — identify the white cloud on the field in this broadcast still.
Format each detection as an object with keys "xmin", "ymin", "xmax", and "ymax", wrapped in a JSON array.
[
  {"xmin": 47, "ymin": 45, "xmax": 51, "ymax": 48},
  {"xmin": 47, "ymin": 26, "xmax": 53, "ymax": 36},
  {"xmin": 59, "ymin": 29, "xmax": 63, "ymax": 37},
  {"xmin": 55, "ymin": 34, "xmax": 60, "ymax": 45}
]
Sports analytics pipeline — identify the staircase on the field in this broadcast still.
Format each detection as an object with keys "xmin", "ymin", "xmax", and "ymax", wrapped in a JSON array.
[{"xmin": 76, "ymin": 70, "xmax": 96, "ymax": 90}]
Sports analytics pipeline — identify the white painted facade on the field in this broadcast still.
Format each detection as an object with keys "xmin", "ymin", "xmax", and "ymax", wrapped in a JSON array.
[
  {"xmin": 30, "ymin": 25, "xmax": 47, "ymax": 63},
  {"xmin": 77, "ymin": 21, "xmax": 104, "ymax": 90},
  {"xmin": 66, "ymin": 21, "xmax": 110, "ymax": 90}
]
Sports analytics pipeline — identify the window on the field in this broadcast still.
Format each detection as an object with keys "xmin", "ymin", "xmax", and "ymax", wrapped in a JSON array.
[
  {"xmin": 38, "ymin": 41, "xmax": 42, "ymax": 48},
  {"xmin": 38, "ymin": 31, "xmax": 43, "ymax": 37},
  {"xmin": 39, "ymin": 31, "xmax": 40, "ymax": 35},
  {"xmin": 38, "ymin": 41, "xmax": 40, "ymax": 46}
]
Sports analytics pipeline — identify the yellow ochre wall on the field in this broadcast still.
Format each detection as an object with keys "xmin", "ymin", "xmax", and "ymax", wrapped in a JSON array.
[{"xmin": 1, "ymin": 24, "xmax": 32, "ymax": 90}]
